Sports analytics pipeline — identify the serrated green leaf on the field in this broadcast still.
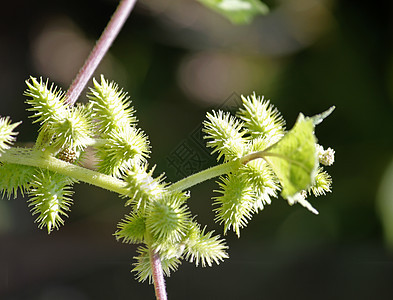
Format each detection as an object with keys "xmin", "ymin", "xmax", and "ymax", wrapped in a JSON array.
[
  {"xmin": 198, "ymin": 0, "xmax": 269, "ymax": 24},
  {"xmin": 263, "ymin": 113, "xmax": 318, "ymax": 199}
]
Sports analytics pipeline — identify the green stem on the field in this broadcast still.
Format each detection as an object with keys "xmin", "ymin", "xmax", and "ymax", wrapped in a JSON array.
[
  {"xmin": 168, "ymin": 160, "xmax": 240, "ymax": 192},
  {"xmin": 1, "ymin": 148, "xmax": 129, "ymax": 196},
  {"xmin": 168, "ymin": 150, "xmax": 287, "ymax": 192},
  {"xmin": 241, "ymin": 150, "xmax": 310, "ymax": 171},
  {"xmin": 1, "ymin": 148, "xmax": 290, "ymax": 198},
  {"xmin": 239, "ymin": 150, "xmax": 266, "ymax": 165}
]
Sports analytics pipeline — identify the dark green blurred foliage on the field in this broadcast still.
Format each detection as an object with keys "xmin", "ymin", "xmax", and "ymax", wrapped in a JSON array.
[{"xmin": 1, "ymin": 0, "xmax": 393, "ymax": 299}]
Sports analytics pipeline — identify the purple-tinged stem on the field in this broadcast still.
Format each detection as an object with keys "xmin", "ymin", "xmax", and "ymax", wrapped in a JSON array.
[
  {"xmin": 150, "ymin": 249, "xmax": 168, "ymax": 300},
  {"xmin": 65, "ymin": 0, "xmax": 137, "ymax": 106},
  {"xmin": 64, "ymin": 1, "xmax": 168, "ymax": 298}
]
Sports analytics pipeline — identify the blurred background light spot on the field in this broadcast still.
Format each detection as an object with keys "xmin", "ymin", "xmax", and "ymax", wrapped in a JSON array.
[
  {"xmin": 141, "ymin": 0, "xmax": 334, "ymax": 57},
  {"xmin": 377, "ymin": 157, "xmax": 393, "ymax": 250},
  {"xmin": 31, "ymin": 17, "xmax": 92, "ymax": 87},
  {"xmin": 177, "ymin": 51, "xmax": 279, "ymax": 106},
  {"xmin": 30, "ymin": 16, "xmax": 125, "ymax": 92},
  {"xmin": 279, "ymin": 0, "xmax": 335, "ymax": 47}
]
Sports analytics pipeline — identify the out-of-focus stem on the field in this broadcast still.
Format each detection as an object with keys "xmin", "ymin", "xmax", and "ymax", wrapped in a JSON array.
[{"xmin": 65, "ymin": 0, "xmax": 137, "ymax": 106}]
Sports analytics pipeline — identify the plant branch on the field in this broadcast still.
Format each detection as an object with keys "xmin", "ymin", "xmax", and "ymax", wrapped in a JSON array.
[
  {"xmin": 149, "ymin": 248, "xmax": 168, "ymax": 300},
  {"xmin": 168, "ymin": 160, "xmax": 239, "ymax": 192},
  {"xmin": 65, "ymin": 0, "xmax": 137, "ymax": 106},
  {"xmin": 1, "ymin": 148, "xmax": 129, "ymax": 196},
  {"xmin": 169, "ymin": 148, "xmax": 314, "ymax": 193},
  {"xmin": 240, "ymin": 150, "xmax": 310, "ymax": 170},
  {"xmin": 239, "ymin": 150, "xmax": 265, "ymax": 165}
]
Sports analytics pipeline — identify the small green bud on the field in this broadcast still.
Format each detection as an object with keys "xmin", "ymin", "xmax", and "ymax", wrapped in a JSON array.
[
  {"xmin": 24, "ymin": 77, "xmax": 68, "ymax": 126},
  {"xmin": 0, "ymin": 163, "xmax": 37, "ymax": 199},
  {"xmin": 203, "ymin": 110, "xmax": 247, "ymax": 161},
  {"xmin": 238, "ymin": 93, "xmax": 285, "ymax": 144},
  {"xmin": 316, "ymin": 144, "xmax": 335, "ymax": 166},
  {"xmin": 115, "ymin": 210, "xmax": 146, "ymax": 244},
  {"xmin": 49, "ymin": 104, "xmax": 93, "ymax": 152},
  {"xmin": 28, "ymin": 170, "xmax": 74, "ymax": 233},
  {"xmin": 96, "ymin": 126, "xmax": 150, "ymax": 177},
  {"xmin": 145, "ymin": 192, "xmax": 191, "ymax": 244},
  {"xmin": 0, "ymin": 117, "xmax": 21, "ymax": 152},
  {"xmin": 239, "ymin": 159, "xmax": 279, "ymax": 212},
  {"xmin": 214, "ymin": 174, "xmax": 255, "ymax": 237},
  {"xmin": 88, "ymin": 75, "xmax": 137, "ymax": 134},
  {"xmin": 309, "ymin": 167, "xmax": 332, "ymax": 197},
  {"xmin": 124, "ymin": 164, "xmax": 166, "ymax": 209},
  {"xmin": 183, "ymin": 222, "xmax": 228, "ymax": 267},
  {"xmin": 133, "ymin": 246, "xmax": 181, "ymax": 283}
]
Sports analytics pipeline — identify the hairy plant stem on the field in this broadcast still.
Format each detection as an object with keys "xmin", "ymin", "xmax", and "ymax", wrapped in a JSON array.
[
  {"xmin": 149, "ymin": 248, "xmax": 168, "ymax": 300},
  {"xmin": 1, "ymin": 148, "xmax": 129, "ymax": 196},
  {"xmin": 1, "ymin": 148, "xmax": 272, "ymax": 195},
  {"xmin": 169, "ymin": 150, "xmax": 289, "ymax": 192},
  {"xmin": 241, "ymin": 150, "xmax": 310, "ymax": 170},
  {"xmin": 65, "ymin": 0, "xmax": 137, "ymax": 106},
  {"xmin": 168, "ymin": 160, "xmax": 240, "ymax": 192}
]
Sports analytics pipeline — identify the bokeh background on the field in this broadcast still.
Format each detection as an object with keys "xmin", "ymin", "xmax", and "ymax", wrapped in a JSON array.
[{"xmin": 1, "ymin": 0, "xmax": 393, "ymax": 299}]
